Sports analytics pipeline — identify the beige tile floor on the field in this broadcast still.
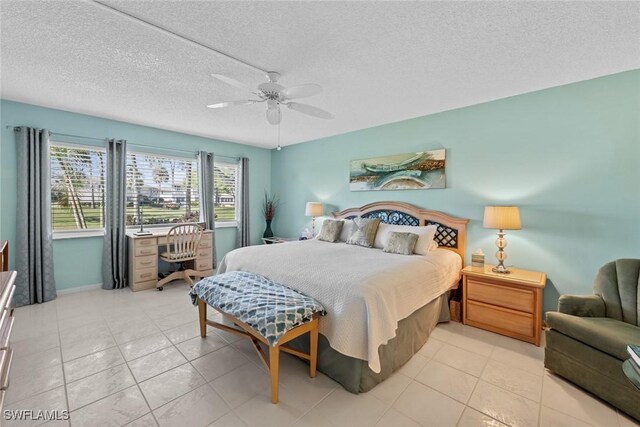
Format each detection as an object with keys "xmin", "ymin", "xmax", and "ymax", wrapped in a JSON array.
[{"xmin": 5, "ymin": 282, "xmax": 639, "ymax": 427}]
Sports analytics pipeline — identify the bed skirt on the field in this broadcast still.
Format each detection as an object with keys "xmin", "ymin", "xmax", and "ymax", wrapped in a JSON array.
[{"xmin": 286, "ymin": 292, "xmax": 450, "ymax": 393}]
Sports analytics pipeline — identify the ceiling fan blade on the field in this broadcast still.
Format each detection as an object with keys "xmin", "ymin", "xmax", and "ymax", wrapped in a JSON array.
[
  {"xmin": 281, "ymin": 83, "xmax": 322, "ymax": 100},
  {"xmin": 211, "ymin": 74, "xmax": 258, "ymax": 95},
  {"xmin": 286, "ymin": 102, "xmax": 333, "ymax": 120},
  {"xmin": 206, "ymin": 100, "xmax": 261, "ymax": 109},
  {"xmin": 266, "ymin": 106, "xmax": 281, "ymax": 125}
]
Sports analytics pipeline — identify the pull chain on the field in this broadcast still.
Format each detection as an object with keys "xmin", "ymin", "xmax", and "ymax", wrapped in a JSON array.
[{"xmin": 276, "ymin": 120, "xmax": 282, "ymax": 151}]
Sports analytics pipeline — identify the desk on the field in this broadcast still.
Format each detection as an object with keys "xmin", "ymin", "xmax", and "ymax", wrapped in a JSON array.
[{"xmin": 127, "ymin": 229, "xmax": 214, "ymax": 292}]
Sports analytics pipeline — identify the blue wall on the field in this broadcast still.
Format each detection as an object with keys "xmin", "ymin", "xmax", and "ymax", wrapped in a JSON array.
[
  {"xmin": 270, "ymin": 70, "xmax": 640, "ymax": 312},
  {"xmin": 0, "ymin": 100, "xmax": 271, "ymax": 290},
  {"xmin": 2, "ymin": 70, "xmax": 639, "ymax": 305}
]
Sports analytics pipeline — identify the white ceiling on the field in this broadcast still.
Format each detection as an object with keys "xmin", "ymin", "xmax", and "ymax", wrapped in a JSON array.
[{"xmin": 1, "ymin": 1, "xmax": 639, "ymax": 149}]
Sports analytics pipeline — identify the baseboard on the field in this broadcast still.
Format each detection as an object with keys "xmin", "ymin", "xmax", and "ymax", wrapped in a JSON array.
[{"xmin": 57, "ymin": 283, "xmax": 103, "ymax": 295}]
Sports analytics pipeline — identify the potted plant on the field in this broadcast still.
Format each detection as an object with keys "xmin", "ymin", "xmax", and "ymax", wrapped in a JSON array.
[{"xmin": 262, "ymin": 191, "xmax": 279, "ymax": 240}]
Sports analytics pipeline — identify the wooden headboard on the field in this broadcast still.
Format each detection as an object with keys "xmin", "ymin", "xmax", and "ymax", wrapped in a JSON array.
[{"xmin": 333, "ymin": 202, "xmax": 469, "ymax": 264}]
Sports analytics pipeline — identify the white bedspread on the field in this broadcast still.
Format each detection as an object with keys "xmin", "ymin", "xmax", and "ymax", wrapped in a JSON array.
[{"xmin": 217, "ymin": 240, "xmax": 461, "ymax": 372}]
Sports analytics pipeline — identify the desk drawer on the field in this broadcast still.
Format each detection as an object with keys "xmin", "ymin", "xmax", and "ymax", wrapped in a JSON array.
[
  {"xmin": 467, "ymin": 279, "xmax": 534, "ymax": 313},
  {"xmin": 131, "ymin": 279, "xmax": 157, "ymax": 292},
  {"xmin": 195, "ymin": 259, "xmax": 213, "ymax": 271},
  {"xmin": 136, "ymin": 238, "xmax": 157, "ymax": 247},
  {"xmin": 467, "ymin": 300, "xmax": 533, "ymax": 337},
  {"xmin": 134, "ymin": 267, "xmax": 157, "ymax": 283},
  {"xmin": 135, "ymin": 255, "xmax": 157, "ymax": 270},
  {"xmin": 198, "ymin": 238, "xmax": 212, "ymax": 249},
  {"xmin": 196, "ymin": 248, "xmax": 212, "ymax": 259},
  {"xmin": 135, "ymin": 245, "xmax": 158, "ymax": 257}
]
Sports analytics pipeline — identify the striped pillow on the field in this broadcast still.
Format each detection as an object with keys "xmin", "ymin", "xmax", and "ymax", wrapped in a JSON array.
[{"xmin": 346, "ymin": 218, "xmax": 381, "ymax": 248}]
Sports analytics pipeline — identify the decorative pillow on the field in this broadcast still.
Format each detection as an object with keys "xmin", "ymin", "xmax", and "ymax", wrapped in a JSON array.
[
  {"xmin": 339, "ymin": 220, "xmax": 354, "ymax": 242},
  {"xmin": 373, "ymin": 223, "xmax": 438, "ymax": 255},
  {"xmin": 317, "ymin": 219, "xmax": 344, "ymax": 243},
  {"xmin": 346, "ymin": 218, "xmax": 381, "ymax": 248},
  {"xmin": 383, "ymin": 232, "xmax": 419, "ymax": 255}
]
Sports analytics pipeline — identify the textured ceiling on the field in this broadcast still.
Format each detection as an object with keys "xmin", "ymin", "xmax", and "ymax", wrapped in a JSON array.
[{"xmin": 1, "ymin": 1, "xmax": 639, "ymax": 148}]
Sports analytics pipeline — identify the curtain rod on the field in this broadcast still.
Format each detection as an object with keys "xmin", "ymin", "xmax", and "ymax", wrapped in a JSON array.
[{"xmin": 8, "ymin": 126, "xmax": 239, "ymax": 161}]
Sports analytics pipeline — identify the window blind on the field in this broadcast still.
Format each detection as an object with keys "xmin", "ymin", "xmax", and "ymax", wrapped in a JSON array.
[
  {"xmin": 126, "ymin": 152, "xmax": 200, "ymax": 226},
  {"xmin": 50, "ymin": 144, "xmax": 106, "ymax": 231},
  {"xmin": 214, "ymin": 162, "xmax": 238, "ymax": 223}
]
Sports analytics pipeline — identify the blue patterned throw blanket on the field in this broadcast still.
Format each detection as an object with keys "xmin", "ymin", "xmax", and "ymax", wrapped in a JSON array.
[{"xmin": 190, "ymin": 271, "xmax": 326, "ymax": 346}]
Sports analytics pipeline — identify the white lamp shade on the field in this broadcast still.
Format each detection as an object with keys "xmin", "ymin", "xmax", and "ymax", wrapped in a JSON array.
[
  {"xmin": 483, "ymin": 206, "xmax": 521, "ymax": 230},
  {"xmin": 305, "ymin": 202, "xmax": 323, "ymax": 217}
]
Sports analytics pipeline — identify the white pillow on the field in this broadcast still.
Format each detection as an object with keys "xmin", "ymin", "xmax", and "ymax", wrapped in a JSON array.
[
  {"xmin": 373, "ymin": 223, "xmax": 438, "ymax": 255},
  {"xmin": 339, "ymin": 219, "xmax": 355, "ymax": 242}
]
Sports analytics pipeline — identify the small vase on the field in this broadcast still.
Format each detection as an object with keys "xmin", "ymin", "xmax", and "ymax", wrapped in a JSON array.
[{"xmin": 263, "ymin": 219, "xmax": 274, "ymax": 241}]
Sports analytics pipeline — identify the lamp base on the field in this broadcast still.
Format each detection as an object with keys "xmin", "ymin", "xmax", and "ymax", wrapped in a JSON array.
[{"xmin": 491, "ymin": 265, "xmax": 511, "ymax": 274}]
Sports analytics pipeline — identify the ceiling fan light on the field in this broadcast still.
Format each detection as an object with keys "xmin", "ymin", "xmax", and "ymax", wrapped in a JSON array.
[{"xmin": 266, "ymin": 107, "xmax": 281, "ymax": 125}]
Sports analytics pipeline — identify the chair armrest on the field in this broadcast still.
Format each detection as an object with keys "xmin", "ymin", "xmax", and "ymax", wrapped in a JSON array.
[{"xmin": 557, "ymin": 294, "xmax": 605, "ymax": 317}]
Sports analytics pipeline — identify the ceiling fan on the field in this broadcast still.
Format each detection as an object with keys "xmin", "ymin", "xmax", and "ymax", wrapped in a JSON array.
[{"xmin": 207, "ymin": 72, "xmax": 333, "ymax": 125}]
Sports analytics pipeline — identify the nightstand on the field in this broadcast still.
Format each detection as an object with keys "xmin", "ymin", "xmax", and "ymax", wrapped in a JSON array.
[{"xmin": 462, "ymin": 265, "xmax": 546, "ymax": 346}]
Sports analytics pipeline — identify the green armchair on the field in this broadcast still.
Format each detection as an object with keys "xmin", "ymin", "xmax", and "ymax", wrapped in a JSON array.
[{"xmin": 545, "ymin": 259, "xmax": 640, "ymax": 421}]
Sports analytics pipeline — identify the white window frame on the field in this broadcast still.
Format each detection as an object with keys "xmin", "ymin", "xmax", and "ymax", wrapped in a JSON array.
[
  {"xmin": 125, "ymin": 150, "xmax": 201, "ymax": 230},
  {"xmin": 50, "ymin": 141, "xmax": 106, "ymax": 239},
  {"xmin": 213, "ymin": 160, "xmax": 239, "ymax": 228}
]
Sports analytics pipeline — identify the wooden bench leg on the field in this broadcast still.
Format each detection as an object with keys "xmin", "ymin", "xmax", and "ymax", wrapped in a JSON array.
[
  {"xmin": 198, "ymin": 298, "xmax": 207, "ymax": 338},
  {"xmin": 269, "ymin": 345, "xmax": 280, "ymax": 404},
  {"xmin": 310, "ymin": 320, "xmax": 318, "ymax": 378}
]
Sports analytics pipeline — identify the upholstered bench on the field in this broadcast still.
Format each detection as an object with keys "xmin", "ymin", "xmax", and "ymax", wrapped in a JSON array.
[{"xmin": 190, "ymin": 271, "xmax": 326, "ymax": 404}]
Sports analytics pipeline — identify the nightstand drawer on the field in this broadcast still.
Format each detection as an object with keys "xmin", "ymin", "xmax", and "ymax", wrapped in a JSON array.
[
  {"xmin": 467, "ymin": 300, "xmax": 534, "ymax": 337},
  {"xmin": 467, "ymin": 279, "xmax": 534, "ymax": 313}
]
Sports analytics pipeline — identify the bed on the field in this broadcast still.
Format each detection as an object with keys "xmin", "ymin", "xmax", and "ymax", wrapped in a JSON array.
[{"xmin": 217, "ymin": 202, "xmax": 468, "ymax": 392}]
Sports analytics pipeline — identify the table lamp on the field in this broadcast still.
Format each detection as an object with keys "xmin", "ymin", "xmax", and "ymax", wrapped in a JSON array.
[
  {"xmin": 483, "ymin": 206, "xmax": 521, "ymax": 274},
  {"xmin": 305, "ymin": 202, "xmax": 323, "ymax": 237}
]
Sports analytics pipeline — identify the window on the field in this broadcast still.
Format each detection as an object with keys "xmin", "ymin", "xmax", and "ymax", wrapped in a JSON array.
[
  {"xmin": 214, "ymin": 162, "xmax": 238, "ymax": 224},
  {"xmin": 50, "ymin": 143, "xmax": 106, "ymax": 232},
  {"xmin": 126, "ymin": 152, "xmax": 199, "ymax": 227}
]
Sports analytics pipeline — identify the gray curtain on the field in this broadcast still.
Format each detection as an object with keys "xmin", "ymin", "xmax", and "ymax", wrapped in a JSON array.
[
  {"xmin": 237, "ymin": 157, "xmax": 250, "ymax": 247},
  {"xmin": 102, "ymin": 139, "xmax": 128, "ymax": 289},
  {"xmin": 14, "ymin": 127, "xmax": 57, "ymax": 306},
  {"xmin": 198, "ymin": 151, "xmax": 216, "ymax": 268}
]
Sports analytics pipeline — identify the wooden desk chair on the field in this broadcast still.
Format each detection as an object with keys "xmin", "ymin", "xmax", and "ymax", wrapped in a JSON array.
[{"xmin": 157, "ymin": 224, "xmax": 205, "ymax": 291}]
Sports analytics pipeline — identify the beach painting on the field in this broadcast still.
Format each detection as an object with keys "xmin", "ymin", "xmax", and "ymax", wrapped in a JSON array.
[{"xmin": 349, "ymin": 149, "xmax": 446, "ymax": 191}]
